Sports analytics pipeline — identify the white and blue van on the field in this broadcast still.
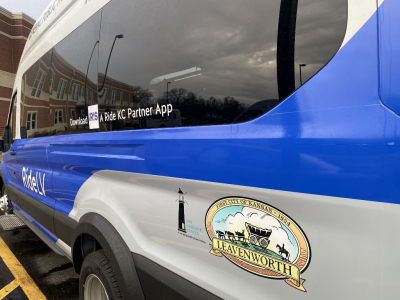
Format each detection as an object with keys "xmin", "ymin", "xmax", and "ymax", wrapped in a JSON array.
[{"xmin": 1, "ymin": 0, "xmax": 400, "ymax": 299}]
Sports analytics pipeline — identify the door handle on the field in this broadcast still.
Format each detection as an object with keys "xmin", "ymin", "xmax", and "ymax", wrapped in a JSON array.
[{"xmin": 10, "ymin": 151, "xmax": 16, "ymax": 156}]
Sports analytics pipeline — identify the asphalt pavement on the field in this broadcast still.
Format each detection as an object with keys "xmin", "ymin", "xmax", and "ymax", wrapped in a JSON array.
[{"xmin": 0, "ymin": 224, "xmax": 79, "ymax": 300}]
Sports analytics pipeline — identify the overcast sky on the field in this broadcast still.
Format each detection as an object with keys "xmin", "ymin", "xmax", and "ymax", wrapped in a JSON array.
[{"xmin": 0, "ymin": 0, "xmax": 51, "ymax": 20}]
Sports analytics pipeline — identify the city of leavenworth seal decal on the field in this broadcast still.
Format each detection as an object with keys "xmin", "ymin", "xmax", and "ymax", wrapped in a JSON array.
[{"xmin": 205, "ymin": 197, "xmax": 311, "ymax": 292}]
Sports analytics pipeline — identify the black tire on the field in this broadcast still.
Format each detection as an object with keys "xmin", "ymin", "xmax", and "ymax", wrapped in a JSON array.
[
  {"xmin": 1, "ymin": 184, "xmax": 12, "ymax": 215},
  {"xmin": 79, "ymin": 250, "xmax": 122, "ymax": 300},
  {"xmin": 0, "ymin": 184, "xmax": 4, "ymax": 216}
]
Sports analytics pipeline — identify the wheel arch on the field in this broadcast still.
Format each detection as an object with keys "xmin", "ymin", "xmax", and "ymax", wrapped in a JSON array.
[{"xmin": 71, "ymin": 212, "xmax": 145, "ymax": 300}]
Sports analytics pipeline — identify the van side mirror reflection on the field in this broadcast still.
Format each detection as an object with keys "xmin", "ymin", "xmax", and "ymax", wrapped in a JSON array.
[
  {"xmin": 20, "ymin": 127, "xmax": 27, "ymax": 139},
  {"xmin": 2, "ymin": 125, "xmax": 12, "ymax": 152}
]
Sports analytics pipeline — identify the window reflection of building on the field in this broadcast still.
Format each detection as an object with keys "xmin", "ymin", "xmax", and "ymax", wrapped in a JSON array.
[
  {"xmin": 21, "ymin": 50, "xmax": 52, "ymax": 138},
  {"xmin": 71, "ymin": 84, "xmax": 80, "ymax": 101},
  {"xmin": 54, "ymin": 110, "xmax": 63, "ymax": 124},
  {"xmin": 56, "ymin": 79, "xmax": 67, "ymax": 99},
  {"xmin": 31, "ymin": 70, "xmax": 46, "ymax": 97},
  {"xmin": 26, "ymin": 112, "xmax": 37, "ymax": 130},
  {"xmin": 19, "ymin": 0, "xmax": 346, "ymax": 139},
  {"xmin": 49, "ymin": 49, "xmax": 98, "ymax": 135}
]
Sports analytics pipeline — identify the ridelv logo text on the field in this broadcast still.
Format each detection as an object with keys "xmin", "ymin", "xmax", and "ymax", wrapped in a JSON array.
[{"xmin": 22, "ymin": 167, "xmax": 46, "ymax": 196}]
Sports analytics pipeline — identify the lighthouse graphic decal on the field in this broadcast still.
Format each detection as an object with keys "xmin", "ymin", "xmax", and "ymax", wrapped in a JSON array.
[{"xmin": 176, "ymin": 188, "xmax": 188, "ymax": 232}]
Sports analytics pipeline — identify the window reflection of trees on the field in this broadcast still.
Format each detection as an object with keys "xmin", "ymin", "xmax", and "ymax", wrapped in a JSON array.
[
  {"xmin": 128, "ymin": 85, "xmax": 246, "ymax": 127},
  {"xmin": 160, "ymin": 89, "xmax": 246, "ymax": 126}
]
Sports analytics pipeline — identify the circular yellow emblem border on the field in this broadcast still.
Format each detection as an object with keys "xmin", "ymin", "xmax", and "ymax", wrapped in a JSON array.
[{"xmin": 205, "ymin": 197, "xmax": 311, "ymax": 279}]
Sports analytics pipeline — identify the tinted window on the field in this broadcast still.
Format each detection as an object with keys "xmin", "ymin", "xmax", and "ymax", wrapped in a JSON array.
[
  {"xmin": 93, "ymin": 0, "xmax": 346, "ymax": 131},
  {"xmin": 39, "ymin": 0, "xmax": 346, "ymax": 136},
  {"xmin": 21, "ymin": 50, "xmax": 52, "ymax": 138},
  {"xmin": 49, "ymin": 11, "xmax": 101, "ymax": 136}
]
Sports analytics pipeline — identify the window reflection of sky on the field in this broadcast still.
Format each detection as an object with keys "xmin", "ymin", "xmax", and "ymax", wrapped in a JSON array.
[
  {"xmin": 97, "ymin": 0, "xmax": 346, "ymax": 105},
  {"xmin": 52, "ymin": 0, "xmax": 347, "ymax": 128}
]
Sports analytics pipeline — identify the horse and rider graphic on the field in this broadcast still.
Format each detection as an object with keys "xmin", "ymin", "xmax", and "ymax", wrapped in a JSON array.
[{"xmin": 276, "ymin": 244, "xmax": 290, "ymax": 261}]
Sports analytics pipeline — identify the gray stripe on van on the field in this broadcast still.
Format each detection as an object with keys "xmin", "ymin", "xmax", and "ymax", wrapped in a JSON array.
[{"xmin": 70, "ymin": 170, "xmax": 399, "ymax": 300}]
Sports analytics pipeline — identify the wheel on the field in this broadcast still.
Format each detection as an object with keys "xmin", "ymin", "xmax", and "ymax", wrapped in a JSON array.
[
  {"xmin": 249, "ymin": 235, "xmax": 257, "ymax": 245},
  {"xmin": 259, "ymin": 238, "xmax": 269, "ymax": 248},
  {"xmin": 79, "ymin": 250, "xmax": 122, "ymax": 300},
  {"xmin": 0, "ymin": 185, "xmax": 12, "ymax": 215}
]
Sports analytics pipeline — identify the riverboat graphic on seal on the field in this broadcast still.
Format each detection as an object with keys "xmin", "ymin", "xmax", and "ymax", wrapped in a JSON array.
[{"xmin": 205, "ymin": 197, "xmax": 311, "ymax": 292}]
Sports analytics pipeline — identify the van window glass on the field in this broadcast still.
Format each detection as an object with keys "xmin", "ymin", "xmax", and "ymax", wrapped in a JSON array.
[
  {"xmin": 21, "ymin": 50, "xmax": 52, "ymax": 138},
  {"xmin": 94, "ymin": 0, "xmax": 346, "ymax": 131},
  {"xmin": 49, "ymin": 11, "xmax": 101, "ymax": 136}
]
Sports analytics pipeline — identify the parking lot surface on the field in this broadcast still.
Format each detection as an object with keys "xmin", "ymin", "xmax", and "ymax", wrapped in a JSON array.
[{"xmin": 0, "ymin": 224, "xmax": 79, "ymax": 300}]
